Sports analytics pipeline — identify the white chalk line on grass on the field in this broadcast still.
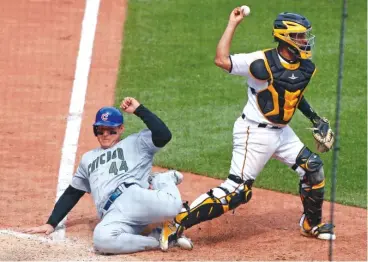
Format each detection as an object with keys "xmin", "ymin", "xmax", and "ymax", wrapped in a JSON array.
[{"xmin": 55, "ymin": 0, "xmax": 101, "ymax": 240}]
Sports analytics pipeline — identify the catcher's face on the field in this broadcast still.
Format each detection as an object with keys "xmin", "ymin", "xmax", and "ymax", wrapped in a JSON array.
[
  {"xmin": 289, "ymin": 29, "xmax": 315, "ymax": 58},
  {"xmin": 96, "ymin": 125, "xmax": 124, "ymax": 149},
  {"xmin": 290, "ymin": 33, "xmax": 307, "ymax": 45}
]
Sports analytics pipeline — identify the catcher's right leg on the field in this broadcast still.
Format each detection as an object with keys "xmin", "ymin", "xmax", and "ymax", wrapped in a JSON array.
[{"xmin": 160, "ymin": 174, "xmax": 254, "ymax": 251}]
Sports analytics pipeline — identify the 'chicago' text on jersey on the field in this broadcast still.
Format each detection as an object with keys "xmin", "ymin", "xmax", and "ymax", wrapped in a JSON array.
[{"xmin": 87, "ymin": 148, "xmax": 129, "ymax": 176}]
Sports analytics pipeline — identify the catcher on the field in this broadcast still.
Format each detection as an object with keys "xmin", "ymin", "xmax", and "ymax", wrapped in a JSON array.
[{"xmin": 159, "ymin": 8, "xmax": 335, "ymax": 250}]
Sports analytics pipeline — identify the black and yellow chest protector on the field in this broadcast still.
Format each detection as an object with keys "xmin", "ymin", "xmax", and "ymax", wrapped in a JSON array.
[{"xmin": 249, "ymin": 48, "xmax": 316, "ymax": 125}]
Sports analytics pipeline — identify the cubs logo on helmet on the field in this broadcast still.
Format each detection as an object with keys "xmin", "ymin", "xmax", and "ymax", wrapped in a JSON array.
[
  {"xmin": 93, "ymin": 107, "xmax": 124, "ymax": 136},
  {"xmin": 101, "ymin": 112, "xmax": 109, "ymax": 121}
]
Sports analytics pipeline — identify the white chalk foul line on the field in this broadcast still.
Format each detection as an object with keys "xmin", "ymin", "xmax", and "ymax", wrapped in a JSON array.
[
  {"xmin": 0, "ymin": 230, "xmax": 147, "ymax": 260},
  {"xmin": 0, "ymin": 229, "xmax": 68, "ymax": 244},
  {"xmin": 55, "ymin": 0, "xmax": 101, "ymax": 238},
  {"xmin": 0, "ymin": 229, "xmax": 97, "ymax": 256}
]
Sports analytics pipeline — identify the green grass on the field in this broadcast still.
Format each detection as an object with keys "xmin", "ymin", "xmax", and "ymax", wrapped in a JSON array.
[{"xmin": 116, "ymin": 0, "xmax": 367, "ymax": 208}]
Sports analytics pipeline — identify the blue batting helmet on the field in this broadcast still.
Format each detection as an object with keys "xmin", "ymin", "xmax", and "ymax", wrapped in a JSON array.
[{"xmin": 93, "ymin": 107, "xmax": 124, "ymax": 136}]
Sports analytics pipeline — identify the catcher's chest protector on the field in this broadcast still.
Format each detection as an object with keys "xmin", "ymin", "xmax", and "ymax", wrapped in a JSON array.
[{"xmin": 254, "ymin": 48, "xmax": 316, "ymax": 125}]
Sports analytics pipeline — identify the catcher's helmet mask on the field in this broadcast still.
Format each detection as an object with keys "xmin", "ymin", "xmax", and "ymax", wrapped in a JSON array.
[
  {"xmin": 93, "ymin": 107, "xmax": 124, "ymax": 136},
  {"xmin": 273, "ymin": 12, "xmax": 315, "ymax": 59}
]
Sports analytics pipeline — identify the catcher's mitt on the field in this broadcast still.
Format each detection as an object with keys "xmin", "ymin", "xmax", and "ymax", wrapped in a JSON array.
[{"xmin": 312, "ymin": 117, "xmax": 334, "ymax": 153}]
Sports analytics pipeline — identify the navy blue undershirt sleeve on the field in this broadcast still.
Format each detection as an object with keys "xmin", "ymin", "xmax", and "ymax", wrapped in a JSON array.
[
  {"xmin": 46, "ymin": 185, "xmax": 85, "ymax": 228},
  {"xmin": 134, "ymin": 104, "xmax": 172, "ymax": 148},
  {"xmin": 298, "ymin": 96, "xmax": 321, "ymax": 125}
]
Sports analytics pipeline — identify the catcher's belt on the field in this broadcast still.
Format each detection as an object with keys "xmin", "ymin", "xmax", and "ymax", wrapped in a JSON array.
[{"xmin": 242, "ymin": 113, "xmax": 281, "ymax": 129}]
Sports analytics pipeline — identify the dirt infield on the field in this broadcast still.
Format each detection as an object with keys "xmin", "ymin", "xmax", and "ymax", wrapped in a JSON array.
[{"xmin": 0, "ymin": 0, "xmax": 366, "ymax": 261}]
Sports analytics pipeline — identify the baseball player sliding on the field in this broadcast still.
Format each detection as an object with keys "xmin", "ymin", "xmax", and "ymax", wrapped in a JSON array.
[
  {"xmin": 160, "ymin": 7, "xmax": 335, "ymax": 250},
  {"xmin": 24, "ymin": 97, "xmax": 192, "ymax": 254}
]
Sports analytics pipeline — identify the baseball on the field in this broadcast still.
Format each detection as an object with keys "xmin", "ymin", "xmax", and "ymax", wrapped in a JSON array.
[{"xmin": 241, "ymin": 5, "xmax": 250, "ymax": 16}]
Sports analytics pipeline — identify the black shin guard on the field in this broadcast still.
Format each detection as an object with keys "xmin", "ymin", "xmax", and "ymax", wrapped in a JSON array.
[
  {"xmin": 300, "ymin": 183, "xmax": 324, "ymax": 226},
  {"xmin": 175, "ymin": 193, "xmax": 225, "ymax": 230},
  {"xmin": 296, "ymin": 146, "xmax": 325, "ymax": 227},
  {"xmin": 175, "ymin": 179, "xmax": 254, "ymax": 232}
]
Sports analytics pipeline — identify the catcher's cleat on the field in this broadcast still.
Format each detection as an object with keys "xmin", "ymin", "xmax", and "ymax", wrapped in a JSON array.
[
  {"xmin": 159, "ymin": 221, "xmax": 178, "ymax": 251},
  {"xmin": 300, "ymin": 214, "xmax": 336, "ymax": 240},
  {"xmin": 176, "ymin": 235, "xmax": 194, "ymax": 250},
  {"xmin": 150, "ymin": 226, "xmax": 193, "ymax": 251}
]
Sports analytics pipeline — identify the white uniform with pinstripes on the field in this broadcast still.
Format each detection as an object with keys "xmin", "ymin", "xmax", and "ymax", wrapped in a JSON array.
[{"xmin": 187, "ymin": 50, "xmax": 306, "ymax": 208}]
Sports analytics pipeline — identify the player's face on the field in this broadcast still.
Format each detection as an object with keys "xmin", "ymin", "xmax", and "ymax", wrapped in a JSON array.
[
  {"xmin": 96, "ymin": 125, "xmax": 124, "ymax": 149},
  {"xmin": 289, "ymin": 32, "xmax": 308, "ymax": 46},
  {"xmin": 289, "ymin": 30, "xmax": 315, "ymax": 52}
]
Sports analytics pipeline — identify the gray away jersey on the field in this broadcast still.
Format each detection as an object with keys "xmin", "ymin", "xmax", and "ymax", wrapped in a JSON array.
[{"xmin": 71, "ymin": 129, "xmax": 160, "ymax": 217}]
